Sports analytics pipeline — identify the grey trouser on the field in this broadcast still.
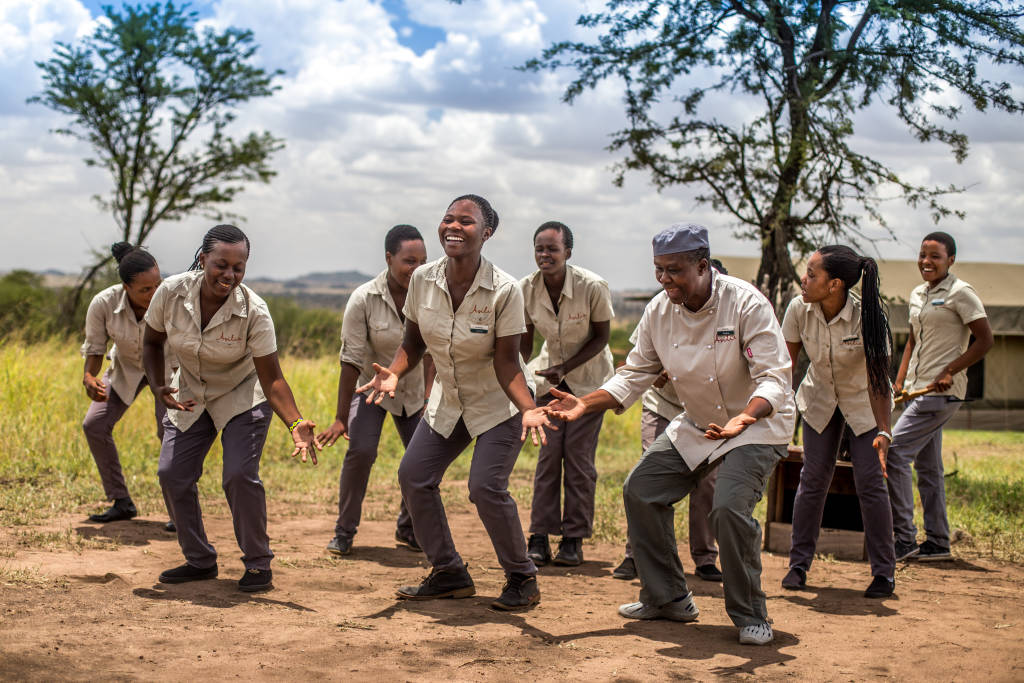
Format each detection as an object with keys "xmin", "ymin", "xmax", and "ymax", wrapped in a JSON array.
[
  {"xmin": 158, "ymin": 403, "xmax": 274, "ymax": 571},
  {"xmin": 887, "ymin": 395, "xmax": 961, "ymax": 546},
  {"xmin": 624, "ymin": 410, "xmax": 719, "ymax": 567},
  {"xmin": 623, "ymin": 433, "xmax": 783, "ymax": 627},
  {"xmin": 82, "ymin": 372, "xmax": 169, "ymax": 510},
  {"xmin": 789, "ymin": 410, "xmax": 895, "ymax": 579},
  {"xmin": 335, "ymin": 394, "xmax": 420, "ymax": 540},
  {"xmin": 398, "ymin": 415, "xmax": 537, "ymax": 576},
  {"xmin": 529, "ymin": 397, "xmax": 604, "ymax": 538}
]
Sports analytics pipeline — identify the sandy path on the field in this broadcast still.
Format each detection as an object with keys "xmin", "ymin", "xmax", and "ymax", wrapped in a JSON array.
[{"xmin": 1, "ymin": 497, "xmax": 1023, "ymax": 681}]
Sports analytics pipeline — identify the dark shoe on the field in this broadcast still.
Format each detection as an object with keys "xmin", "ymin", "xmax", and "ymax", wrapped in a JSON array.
[
  {"xmin": 491, "ymin": 572, "xmax": 540, "ymax": 611},
  {"xmin": 238, "ymin": 568, "xmax": 273, "ymax": 593},
  {"xmin": 895, "ymin": 539, "xmax": 920, "ymax": 561},
  {"xmin": 164, "ymin": 521, "xmax": 176, "ymax": 533},
  {"xmin": 552, "ymin": 537, "xmax": 582, "ymax": 566},
  {"xmin": 394, "ymin": 529, "xmax": 422, "ymax": 552},
  {"xmin": 88, "ymin": 498, "xmax": 137, "ymax": 523},
  {"xmin": 695, "ymin": 563, "xmax": 723, "ymax": 582},
  {"xmin": 781, "ymin": 566, "xmax": 806, "ymax": 590},
  {"xmin": 527, "ymin": 534, "xmax": 551, "ymax": 566},
  {"xmin": 327, "ymin": 535, "xmax": 353, "ymax": 556},
  {"xmin": 864, "ymin": 575, "xmax": 895, "ymax": 599},
  {"xmin": 158, "ymin": 563, "xmax": 218, "ymax": 584},
  {"xmin": 612, "ymin": 557, "xmax": 637, "ymax": 580},
  {"xmin": 917, "ymin": 540, "xmax": 952, "ymax": 561},
  {"xmin": 397, "ymin": 565, "xmax": 475, "ymax": 600}
]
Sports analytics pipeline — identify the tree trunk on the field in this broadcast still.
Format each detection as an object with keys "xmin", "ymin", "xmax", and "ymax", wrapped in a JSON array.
[{"xmin": 756, "ymin": 220, "xmax": 800, "ymax": 316}]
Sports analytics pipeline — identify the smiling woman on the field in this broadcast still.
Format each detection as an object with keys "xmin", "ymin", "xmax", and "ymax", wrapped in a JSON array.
[{"xmin": 141, "ymin": 224, "xmax": 319, "ymax": 594}]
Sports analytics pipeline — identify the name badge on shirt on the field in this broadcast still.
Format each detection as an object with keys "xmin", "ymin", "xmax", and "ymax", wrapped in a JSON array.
[
  {"xmin": 470, "ymin": 325, "xmax": 489, "ymax": 334},
  {"xmin": 841, "ymin": 335, "xmax": 861, "ymax": 347},
  {"xmin": 715, "ymin": 327, "xmax": 736, "ymax": 343},
  {"xmin": 931, "ymin": 299, "xmax": 945, "ymax": 306}
]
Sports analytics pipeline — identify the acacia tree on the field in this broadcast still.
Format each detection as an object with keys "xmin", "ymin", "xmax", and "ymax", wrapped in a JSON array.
[
  {"xmin": 30, "ymin": 2, "xmax": 284, "ymax": 316},
  {"xmin": 525, "ymin": 0, "xmax": 1024, "ymax": 308}
]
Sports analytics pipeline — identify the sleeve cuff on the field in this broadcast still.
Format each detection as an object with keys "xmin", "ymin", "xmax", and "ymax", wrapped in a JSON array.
[
  {"xmin": 750, "ymin": 386, "xmax": 784, "ymax": 417},
  {"xmin": 602, "ymin": 375, "xmax": 643, "ymax": 415}
]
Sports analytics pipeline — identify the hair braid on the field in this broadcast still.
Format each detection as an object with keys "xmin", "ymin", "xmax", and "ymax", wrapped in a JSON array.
[{"xmin": 189, "ymin": 224, "xmax": 251, "ymax": 271}]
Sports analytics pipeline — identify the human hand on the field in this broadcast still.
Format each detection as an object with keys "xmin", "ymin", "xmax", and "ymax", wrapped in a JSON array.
[
  {"xmin": 873, "ymin": 433, "xmax": 890, "ymax": 478},
  {"xmin": 520, "ymin": 407, "xmax": 557, "ymax": 446},
  {"xmin": 83, "ymin": 373, "xmax": 108, "ymax": 402},
  {"xmin": 653, "ymin": 370, "xmax": 670, "ymax": 389},
  {"xmin": 355, "ymin": 363, "xmax": 399, "ymax": 405},
  {"xmin": 315, "ymin": 418, "xmax": 349, "ymax": 449},
  {"xmin": 929, "ymin": 368, "xmax": 954, "ymax": 393},
  {"xmin": 290, "ymin": 419, "xmax": 319, "ymax": 465},
  {"xmin": 704, "ymin": 413, "xmax": 757, "ymax": 440},
  {"xmin": 157, "ymin": 386, "xmax": 196, "ymax": 412},
  {"xmin": 535, "ymin": 364, "xmax": 566, "ymax": 385},
  {"xmin": 544, "ymin": 387, "xmax": 586, "ymax": 422}
]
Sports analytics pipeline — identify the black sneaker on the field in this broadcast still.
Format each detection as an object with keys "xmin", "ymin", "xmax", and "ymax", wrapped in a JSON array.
[
  {"xmin": 695, "ymin": 563, "xmax": 723, "ymax": 582},
  {"xmin": 158, "ymin": 563, "xmax": 218, "ymax": 584},
  {"xmin": 552, "ymin": 537, "xmax": 582, "ymax": 566},
  {"xmin": 895, "ymin": 540, "xmax": 920, "ymax": 561},
  {"xmin": 88, "ymin": 497, "xmax": 137, "ymax": 523},
  {"xmin": 612, "ymin": 557, "xmax": 637, "ymax": 580},
  {"xmin": 864, "ymin": 575, "xmax": 895, "ymax": 598},
  {"xmin": 396, "ymin": 565, "xmax": 475, "ymax": 600},
  {"xmin": 164, "ymin": 521, "xmax": 176, "ymax": 533},
  {"xmin": 781, "ymin": 566, "xmax": 806, "ymax": 590},
  {"xmin": 394, "ymin": 529, "xmax": 422, "ymax": 552},
  {"xmin": 917, "ymin": 540, "xmax": 952, "ymax": 562},
  {"xmin": 527, "ymin": 534, "xmax": 551, "ymax": 566},
  {"xmin": 491, "ymin": 573, "xmax": 540, "ymax": 611},
  {"xmin": 238, "ymin": 568, "xmax": 273, "ymax": 593},
  {"xmin": 327, "ymin": 535, "xmax": 353, "ymax": 556}
]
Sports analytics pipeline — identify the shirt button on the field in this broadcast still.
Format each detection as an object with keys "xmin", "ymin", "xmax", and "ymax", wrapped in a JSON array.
[
  {"xmin": 716, "ymin": 405, "xmax": 722, "ymax": 409},
  {"xmin": 673, "ymin": 343, "xmax": 678, "ymax": 348},
  {"xmin": 708, "ymin": 377, "xmax": 714, "ymax": 382},
  {"xmin": 706, "ymin": 344, "xmax": 712, "ymax": 349},
  {"xmin": 672, "ymin": 376, "xmax": 677, "ymax": 381}
]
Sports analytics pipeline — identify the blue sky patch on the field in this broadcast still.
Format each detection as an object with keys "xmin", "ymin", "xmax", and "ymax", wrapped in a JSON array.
[{"xmin": 381, "ymin": 0, "xmax": 446, "ymax": 55}]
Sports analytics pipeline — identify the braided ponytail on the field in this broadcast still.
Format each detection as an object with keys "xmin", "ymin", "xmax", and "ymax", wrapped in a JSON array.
[
  {"xmin": 189, "ymin": 224, "xmax": 251, "ymax": 270},
  {"xmin": 818, "ymin": 246, "xmax": 892, "ymax": 398}
]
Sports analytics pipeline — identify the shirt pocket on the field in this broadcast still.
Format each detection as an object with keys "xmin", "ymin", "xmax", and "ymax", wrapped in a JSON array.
[
  {"xmin": 368, "ymin": 316, "xmax": 400, "ymax": 354},
  {"xmin": 203, "ymin": 322, "xmax": 248, "ymax": 365},
  {"xmin": 560, "ymin": 311, "xmax": 590, "ymax": 345},
  {"xmin": 418, "ymin": 303, "xmax": 453, "ymax": 351}
]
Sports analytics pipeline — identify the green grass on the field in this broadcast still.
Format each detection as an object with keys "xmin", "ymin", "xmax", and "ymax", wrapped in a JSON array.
[{"xmin": 1, "ymin": 340, "xmax": 1022, "ymax": 561}]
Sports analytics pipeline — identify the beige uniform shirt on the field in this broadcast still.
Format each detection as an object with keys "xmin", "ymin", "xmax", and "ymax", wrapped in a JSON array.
[
  {"xmin": 81, "ymin": 284, "xmax": 175, "ymax": 406},
  {"xmin": 782, "ymin": 294, "xmax": 888, "ymax": 436},
  {"xmin": 602, "ymin": 272, "xmax": 796, "ymax": 469},
  {"xmin": 906, "ymin": 273, "xmax": 987, "ymax": 399},
  {"xmin": 520, "ymin": 264, "xmax": 615, "ymax": 397},
  {"xmin": 627, "ymin": 325, "xmax": 685, "ymax": 420},
  {"xmin": 339, "ymin": 270, "xmax": 425, "ymax": 417},
  {"xmin": 145, "ymin": 271, "xmax": 277, "ymax": 432},
  {"xmin": 405, "ymin": 256, "xmax": 530, "ymax": 439}
]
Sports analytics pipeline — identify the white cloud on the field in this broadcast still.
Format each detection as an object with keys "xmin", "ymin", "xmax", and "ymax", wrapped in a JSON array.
[{"xmin": 1, "ymin": 0, "xmax": 1022, "ymax": 292}]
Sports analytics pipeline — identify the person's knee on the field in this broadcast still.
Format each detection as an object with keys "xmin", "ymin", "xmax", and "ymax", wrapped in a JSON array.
[
  {"xmin": 221, "ymin": 461, "xmax": 258, "ymax": 493},
  {"xmin": 82, "ymin": 412, "xmax": 108, "ymax": 439},
  {"xmin": 467, "ymin": 474, "xmax": 503, "ymax": 505}
]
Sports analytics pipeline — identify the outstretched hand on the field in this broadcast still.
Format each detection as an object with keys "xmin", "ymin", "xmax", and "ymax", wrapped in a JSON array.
[
  {"xmin": 355, "ymin": 363, "xmax": 399, "ymax": 405},
  {"xmin": 315, "ymin": 418, "xmax": 349, "ymax": 449},
  {"xmin": 704, "ymin": 413, "xmax": 757, "ymax": 440},
  {"xmin": 290, "ymin": 419, "xmax": 319, "ymax": 465},
  {"xmin": 544, "ymin": 387, "xmax": 586, "ymax": 422},
  {"xmin": 157, "ymin": 386, "xmax": 196, "ymax": 412},
  {"xmin": 520, "ymin": 407, "xmax": 557, "ymax": 446}
]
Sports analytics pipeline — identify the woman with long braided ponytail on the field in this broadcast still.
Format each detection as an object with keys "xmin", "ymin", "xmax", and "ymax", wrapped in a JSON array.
[{"xmin": 780, "ymin": 245, "xmax": 897, "ymax": 598}]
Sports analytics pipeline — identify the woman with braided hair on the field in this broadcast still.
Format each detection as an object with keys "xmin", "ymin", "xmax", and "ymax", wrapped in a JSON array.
[
  {"xmin": 781, "ymin": 245, "xmax": 897, "ymax": 598},
  {"xmin": 359, "ymin": 194, "xmax": 553, "ymax": 611},
  {"xmin": 81, "ymin": 242, "xmax": 175, "ymax": 529},
  {"xmin": 142, "ymin": 224, "xmax": 319, "ymax": 593}
]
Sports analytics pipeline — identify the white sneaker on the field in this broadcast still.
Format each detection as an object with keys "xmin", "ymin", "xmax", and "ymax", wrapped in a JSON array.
[
  {"xmin": 738, "ymin": 621, "xmax": 773, "ymax": 645},
  {"xmin": 618, "ymin": 592, "xmax": 699, "ymax": 622}
]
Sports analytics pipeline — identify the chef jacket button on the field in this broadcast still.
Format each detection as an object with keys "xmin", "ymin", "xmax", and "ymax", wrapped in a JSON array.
[{"xmin": 673, "ymin": 343, "xmax": 678, "ymax": 348}]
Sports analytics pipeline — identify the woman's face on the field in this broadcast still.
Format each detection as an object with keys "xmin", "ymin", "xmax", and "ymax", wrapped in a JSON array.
[
  {"xmin": 533, "ymin": 228, "xmax": 570, "ymax": 276},
  {"xmin": 800, "ymin": 252, "xmax": 835, "ymax": 304},
  {"xmin": 654, "ymin": 252, "xmax": 708, "ymax": 307},
  {"xmin": 199, "ymin": 240, "xmax": 248, "ymax": 298},
  {"xmin": 125, "ymin": 265, "xmax": 162, "ymax": 310},
  {"xmin": 386, "ymin": 238, "xmax": 427, "ymax": 290},
  {"xmin": 438, "ymin": 199, "xmax": 490, "ymax": 258},
  {"xmin": 918, "ymin": 239, "xmax": 953, "ymax": 285}
]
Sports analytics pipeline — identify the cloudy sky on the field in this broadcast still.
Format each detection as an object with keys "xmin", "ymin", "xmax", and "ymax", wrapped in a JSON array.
[{"xmin": 2, "ymin": 0, "xmax": 1022, "ymax": 290}]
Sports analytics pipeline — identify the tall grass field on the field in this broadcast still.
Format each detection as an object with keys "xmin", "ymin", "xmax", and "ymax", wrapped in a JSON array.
[{"xmin": 1, "ymin": 340, "xmax": 1022, "ymax": 561}]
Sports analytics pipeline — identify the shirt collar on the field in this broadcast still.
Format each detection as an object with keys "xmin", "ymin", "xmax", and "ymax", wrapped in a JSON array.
[
  {"xmin": 928, "ymin": 272, "xmax": 957, "ymax": 295},
  {"xmin": 176, "ymin": 270, "xmax": 249, "ymax": 325},
  {"xmin": 113, "ymin": 286, "xmax": 129, "ymax": 315},
  {"xmin": 814, "ymin": 293, "xmax": 856, "ymax": 325},
  {"xmin": 426, "ymin": 255, "xmax": 495, "ymax": 294}
]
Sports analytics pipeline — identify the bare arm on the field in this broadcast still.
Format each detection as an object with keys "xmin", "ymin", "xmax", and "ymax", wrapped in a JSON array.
[
  {"xmin": 316, "ymin": 362, "xmax": 362, "ymax": 448},
  {"xmin": 422, "ymin": 353, "xmax": 436, "ymax": 400},
  {"xmin": 520, "ymin": 323, "xmax": 535, "ymax": 364},
  {"xmin": 143, "ymin": 324, "xmax": 195, "ymax": 412},
  {"xmin": 785, "ymin": 340, "xmax": 802, "ymax": 372},
  {"xmin": 930, "ymin": 317, "xmax": 994, "ymax": 391},
  {"xmin": 357, "ymin": 320, "xmax": 427, "ymax": 403},
  {"xmin": 494, "ymin": 333, "xmax": 555, "ymax": 445},
  {"xmin": 535, "ymin": 320, "xmax": 611, "ymax": 385},
  {"xmin": 893, "ymin": 328, "xmax": 915, "ymax": 393},
  {"xmin": 253, "ymin": 352, "xmax": 318, "ymax": 464}
]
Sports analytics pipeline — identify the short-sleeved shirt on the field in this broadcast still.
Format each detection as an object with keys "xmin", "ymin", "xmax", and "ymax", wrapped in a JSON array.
[
  {"xmin": 81, "ymin": 284, "xmax": 175, "ymax": 405},
  {"xmin": 782, "ymin": 294, "xmax": 888, "ymax": 436},
  {"xmin": 145, "ymin": 271, "xmax": 277, "ymax": 432},
  {"xmin": 602, "ymin": 272, "xmax": 796, "ymax": 469},
  {"xmin": 520, "ymin": 264, "xmax": 615, "ymax": 397},
  {"xmin": 339, "ymin": 270, "xmax": 425, "ymax": 417},
  {"xmin": 906, "ymin": 273, "xmax": 987, "ymax": 399},
  {"xmin": 404, "ymin": 255, "xmax": 530, "ymax": 439},
  {"xmin": 626, "ymin": 325, "xmax": 685, "ymax": 420}
]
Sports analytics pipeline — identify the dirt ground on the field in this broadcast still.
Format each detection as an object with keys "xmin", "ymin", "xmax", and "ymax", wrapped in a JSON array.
[{"xmin": 2, "ymin": 492, "xmax": 1023, "ymax": 682}]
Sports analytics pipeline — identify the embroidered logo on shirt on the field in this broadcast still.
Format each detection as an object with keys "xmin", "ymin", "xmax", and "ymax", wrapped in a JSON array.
[
  {"xmin": 715, "ymin": 327, "xmax": 736, "ymax": 343},
  {"xmin": 217, "ymin": 332, "xmax": 242, "ymax": 343},
  {"xmin": 567, "ymin": 312, "xmax": 587, "ymax": 321},
  {"xmin": 745, "ymin": 347, "xmax": 753, "ymax": 358}
]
